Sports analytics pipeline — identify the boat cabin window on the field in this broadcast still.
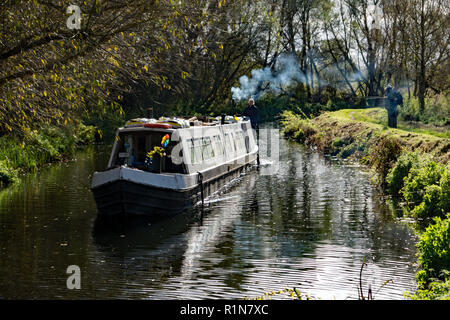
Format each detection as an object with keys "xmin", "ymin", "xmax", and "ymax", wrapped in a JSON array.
[
  {"xmin": 202, "ymin": 137, "xmax": 215, "ymax": 160},
  {"xmin": 188, "ymin": 139, "xmax": 195, "ymax": 164},
  {"xmin": 213, "ymin": 135, "xmax": 224, "ymax": 156},
  {"xmin": 235, "ymin": 131, "xmax": 246, "ymax": 152},
  {"xmin": 224, "ymin": 132, "xmax": 236, "ymax": 155},
  {"xmin": 188, "ymin": 137, "xmax": 216, "ymax": 164},
  {"xmin": 114, "ymin": 131, "xmax": 185, "ymax": 173},
  {"xmin": 191, "ymin": 138, "xmax": 203, "ymax": 164}
]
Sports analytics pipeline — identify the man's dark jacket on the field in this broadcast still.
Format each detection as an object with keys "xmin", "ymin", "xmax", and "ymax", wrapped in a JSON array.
[{"xmin": 242, "ymin": 105, "xmax": 259, "ymax": 129}]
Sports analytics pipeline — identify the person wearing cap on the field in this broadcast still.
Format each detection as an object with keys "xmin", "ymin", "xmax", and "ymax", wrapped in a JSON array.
[
  {"xmin": 242, "ymin": 98, "xmax": 259, "ymax": 129},
  {"xmin": 385, "ymin": 85, "xmax": 403, "ymax": 128}
]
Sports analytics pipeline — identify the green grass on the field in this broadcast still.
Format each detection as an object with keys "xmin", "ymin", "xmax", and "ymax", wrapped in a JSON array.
[
  {"xmin": 282, "ymin": 108, "xmax": 449, "ymax": 164},
  {"xmin": 335, "ymin": 108, "xmax": 450, "ymax": 139}
]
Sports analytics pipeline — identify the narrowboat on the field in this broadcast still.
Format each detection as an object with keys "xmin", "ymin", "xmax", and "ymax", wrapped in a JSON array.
[{"xmin": 90, "ymin": 116, "xmax": 258, "ymax": 219}]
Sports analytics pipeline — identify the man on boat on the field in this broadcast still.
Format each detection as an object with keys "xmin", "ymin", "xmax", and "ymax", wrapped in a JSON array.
[
  {"xmin": 242, "ymin": 98, "xmax": 259, "ymax": 130},
  {"xmin": 242, "ymin": 98, "xmax": 260, "ymax": 165},
  {"xmin": 385, "ymin": 85, "xmax": 403, "ymax": 128}
]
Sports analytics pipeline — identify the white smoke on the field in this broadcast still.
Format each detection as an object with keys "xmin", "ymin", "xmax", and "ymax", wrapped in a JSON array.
[{"xmin": 231, "ymin": 53, "xmax": 305, "ymax": 101}]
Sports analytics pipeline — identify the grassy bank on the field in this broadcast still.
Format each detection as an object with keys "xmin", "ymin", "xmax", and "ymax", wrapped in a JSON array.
[
  {"xmin": 282, "ymin": 108, "xmax": 449, "ymax": 163},
  {"xmin": 0, "ymin": 123, "xmax": 97, "ymax": 188},
  {"xmin": 338, "ymin": 108, "xmax": 449, "ymax": 139},
  {"xmin": 281, "ymin": 107, "xmax": 449, "ymax": 299}
]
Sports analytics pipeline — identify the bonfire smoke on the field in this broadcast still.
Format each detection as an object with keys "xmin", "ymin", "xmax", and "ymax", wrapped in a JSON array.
[
  {"xmin": 231, "ymin": 52, "xmax": 385, "ymax": 100},
  {"xmin": 231, "ymin": 53, "xmax": 305, "ymax": 101}
]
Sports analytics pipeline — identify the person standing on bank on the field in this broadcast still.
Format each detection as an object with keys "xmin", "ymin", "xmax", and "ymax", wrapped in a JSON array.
[
  {"xmin": 242, "ymin": 98, "xmax": 259, "ymax": 129},
  {"xmin": 385, "ymin": 85, "xmax": 403, "ymax": 128}
]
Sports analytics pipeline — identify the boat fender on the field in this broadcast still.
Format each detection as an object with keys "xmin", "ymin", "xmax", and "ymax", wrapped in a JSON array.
[{"xmin": 198, "ymin": 172, "xmax": 204, "ymax": 207}]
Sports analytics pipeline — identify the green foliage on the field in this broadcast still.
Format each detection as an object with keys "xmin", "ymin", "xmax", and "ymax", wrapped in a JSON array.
[
  {"xmin": 292, "ymin": 129, "xmax": 306, "ymax": 143},
  {"xmin": 415, "ymin": 214, "xmax": 450, "ymax": 288},
  {"xmin": 400, "ymin": 94, "xmax": 450, "ymax": 126},
  {"xmin": 0, "ymin": 123, "xmax": 96, "ymax": 187},
  {"xmin": 339, "ymin": 143, "xmax": 358, "ymax": 159},
  {"xmin": 401, "ymin": 161, "xmax": 447, "ymax": 219},
  {"xmin": 385, "ymin": 152, "xmax": 449, "ymax": 220},
  {"xmin": 0, "ymin": 160, "xmax": 18, "ymax": 186},
  {"xmin": 331, "ymin": 137, "xmax": 347, "ymax": 150},
  {"xmin": 366, "ymin": 135, "xmax": 403, "ymax": 187},
  {"xmin": 404, "ymin": 215, "xmax": 450, "ymax": 300},
  {"xmin": 386, "ymin": 152, "xmax": 420, "ymax": 196},
  {"xmin": 400, "ymin": 96, "xmax": 421, "ymax": 122},
  {"xmin": 405, "ymin": 278, "xmax": 450, "ymax": 300},
  {"xmin": 75, "ymin": 123, "xmax": 97, "ymax": 145},
  {"xmin": 280, "ymin": 110, "xmax": 316, "ymax": 143},
  {"xmin": 440, "ymin": 169, "xmax": 450, "ymax": 214},
  {"xmin": 280, "ymin": 110, "xmax": 304, "ymax": 135},
  {"xmin": 412, "ymin": 185, "xmax": 444, "ymax": 219}
]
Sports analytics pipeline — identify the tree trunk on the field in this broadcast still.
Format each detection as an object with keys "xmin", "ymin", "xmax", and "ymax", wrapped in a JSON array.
[{"xmin": 418, "ymin": 0, "xmax": 426, "ymax": 113}]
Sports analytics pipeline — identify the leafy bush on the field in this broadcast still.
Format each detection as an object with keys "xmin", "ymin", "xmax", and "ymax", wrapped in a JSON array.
[
  {"xmin": 399, "ymin": 96, "xmax": 421, "ymax": 122},
  {"xmin": 75, "ymin": 123, "xmax": 97, "ymax": 145},
  {"xmin": 412, "ymin": 185, "xmax": 444, "ymax": 219},
  {"xmin": 415, "ymin": 214, "xmax": 450, "ymax": 289},
  {"xmin": 0, "ymin": 122, "xmax": 96, "ymax": 186},
  {"xmin": 280, "ymin": 110, "xmax": 304, "ymax": 136},
  {"xmin": 367, "ymin": 135, "xmax": 403, "ymax": 187},
  {"xmin": 332, "ymin": 137, "xmax": 347, "ymax": 149},
  {"xmin": 280, "ymin": 110, "xmax": 317, "ymax": 143},
  {"xmin": 385, "ymin": 151, "xmax": 449, "ymax": 220},
  {"xmin": 293, "ymin": 129, "xmax": 306, "ymax": 143},
  {"xmin": 440, "ymin": 169, "xmax": 450, "ymax": 214},
  {"xmin": 401, "ymin": 161, "xmax": 445, "ymax": 215},
  {"xmin": 386, "ymin": 152, "xmax": 420, "ymax": 196},
  {"xmin": 33, "ymin": 131, "xmax": 61, "ymax": 161},
  {"xmin": 0, "ymin": 160, "xmax": 18, "ymax": 186},
  {"xmin": 405, "ymin": 278, "xmax": 450, "ymax": 300}
]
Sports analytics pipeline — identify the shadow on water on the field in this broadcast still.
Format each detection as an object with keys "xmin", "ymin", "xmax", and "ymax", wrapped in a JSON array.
[{"xmin": 92, "ymin": 210, "xmax": 202, "ymax": 249}]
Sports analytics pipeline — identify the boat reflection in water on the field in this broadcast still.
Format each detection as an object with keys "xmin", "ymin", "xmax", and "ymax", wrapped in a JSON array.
[{"xmin": 91, "ymin": 171, "xmax": 254, "ymax": 299}]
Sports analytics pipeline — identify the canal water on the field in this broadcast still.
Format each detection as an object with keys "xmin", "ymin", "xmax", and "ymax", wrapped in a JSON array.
[{"xmin": 0, "ymin": 126, "xmax": 418, "ymax": 299}]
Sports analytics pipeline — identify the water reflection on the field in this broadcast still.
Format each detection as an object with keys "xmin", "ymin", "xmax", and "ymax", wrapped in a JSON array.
[{"xmin": 0, "ymin": 131, "xmax": 418, "ymax": 300}]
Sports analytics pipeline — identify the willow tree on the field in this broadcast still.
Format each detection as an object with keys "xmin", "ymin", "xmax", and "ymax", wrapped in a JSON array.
[{"xmin": 0, "ymin": 0, "xmax": 200, "ymax": 135}]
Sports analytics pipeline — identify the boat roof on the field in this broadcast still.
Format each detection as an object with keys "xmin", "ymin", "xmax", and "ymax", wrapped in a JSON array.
[{"xmin": 118, "ymin": 116, "xmax": 248, "ymax": 133}]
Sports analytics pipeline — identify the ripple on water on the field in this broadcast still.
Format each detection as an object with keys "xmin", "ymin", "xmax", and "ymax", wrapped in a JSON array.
[{"xmin": 0, "ymin": 134, "xmax": 418, "ymax": 299}]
